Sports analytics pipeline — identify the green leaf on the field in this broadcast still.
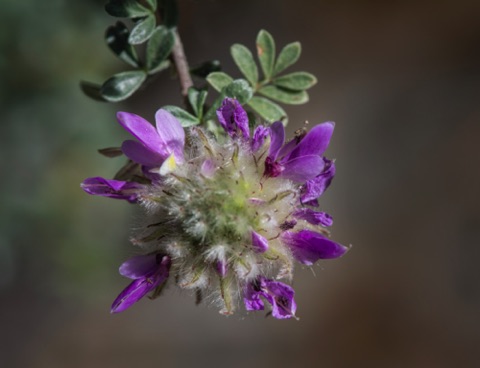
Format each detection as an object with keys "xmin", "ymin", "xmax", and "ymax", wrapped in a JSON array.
[
  {"xmin": 274, "ymin": 42, "xmax": 301, "ymax": 76},
  {"xmin": 231, "ymin": 44, "xmax": 258, "ymax": 87},
  {"xmin": 145, "ymin": 0, "xmax": 158, "ymax": 11},
  {"xmin": 162, "ymin": 105, "xmax": 200, "ymax": 127},
  {"xmin": 273, "ymin": 72, "xmax": 317, "ymax": 91},
  {"xmin": 105, "ymin": 22, "xmax": 138, "ymax": 67},
  {"xmin": 190, "ymin": 60, "xmax": 221, "ymax": 78},
  {"xmin": 105, "ymin": 0, "xmax": 151, "ymax": 18},
  {"xmin": 187, "ymin": 88, "xmax": 208, "ymax": 119},
  {"xmin": 100, "ymin": 70, "xmax": 147, "ymax": 102},
  {"xmin": 128, "ymin": 14, "xmax": 156, "ymax": 45},
  {"xmin": 224, "ymin": 79, "xmax": 253, "ymax": 104},
  {"xmin": 80, "ymin": 81, "xmax": 106, "ymax": 102},
  {"xmin": 206, "ymin": 72, "xmax": 233, "ymax": 92},
  {"xmin": 256, "ymin": 30, "xmax": 276, "ymax": 80},
  {"xmin": 247, "ymin": 96, "xmax": 287, "ymax": 123},
  {"xmin": 159, "ymin": 0, "xmax": 178, "ymax": 28},
  {"xmin": 146, "ymin": 26, "xmax": 175, "ymax": 71},
  {"xmin": 258, "ymin": 85, "xmax": 309, "ymax": 105}
]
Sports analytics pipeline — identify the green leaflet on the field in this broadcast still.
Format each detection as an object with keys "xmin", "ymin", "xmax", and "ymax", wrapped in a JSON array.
[
  {"xmin": 100, "ymin": 70, "xmax": 147, "ymax": 102},
  {"xmin": 273, "ymin": 42, "xmax": 301, "ymax": 76},
  {"xmin": 128, "ymin": 14, "xmax": 156, "ymax": 45},
  {"xmin": 256, "ymin": 30, "xmax": 275, "ymax": 80},
  {"xmin": 146, "ymin": 26, "xmax": 175, "ymax": 72},
  {"xmin": 206, "ymin": 72, "xmax": 234, "ymax": 92},
  {"xmin": 247, "ymin": 96, "xmax": 287, "ymax": 124},
  {"xmin": 162, "ymin": 105, "xmax": 200, "ymax": 127},
  {"xmin": 273, "ymin": 72, "xmax": 317, "ymax": 91},
  {"xmin": 231, "ymin": 44, "xmax": 258, "ymax": 87},
  {"xmin": 258, "ymin": 85, "xmax": 309, "ymax": 105}
]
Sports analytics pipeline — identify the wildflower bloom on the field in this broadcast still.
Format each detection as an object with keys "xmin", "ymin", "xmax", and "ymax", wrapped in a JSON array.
[{"xmin": 82, "ymin": 98, "xmax": 348, "ymax": 319}]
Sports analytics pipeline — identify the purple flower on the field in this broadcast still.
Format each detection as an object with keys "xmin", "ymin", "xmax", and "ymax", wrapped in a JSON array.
[
  {"xmin": 244, "ymin": 277, "xmax": 297, "ymax": 319},
  {"xmin": 216, "ymin": 98, "xmax": 250, "ymax": 140},
  {"xmin": 264, "ymin": 121, "xmax": 335, "ymax": 183},
  {"xmin": 281, "ymin": 230, "xmax": 348, "ymax": 265},
  {"xmin": 81, "ymin": 177, "xmax": 143, "ymax": 203},
  {"xmin": 82, "ymin": 98, "xmax": 347, "ymax": 319},
  {"xmin": 117, "ymin": 109, "xmax": 185, "ymax": 168},
  {"xmin": 301, "ymin": 158, "xmax": 336, "ymax": 204},
  {"xmin": 111, "ymin": 254, "xmax": 171, "ymax": 313}
]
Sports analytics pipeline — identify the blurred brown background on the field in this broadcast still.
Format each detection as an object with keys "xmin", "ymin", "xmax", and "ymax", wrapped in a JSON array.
[{"xmin": 1, "ymin": 0, "xmax": 479, "ymax": 367}]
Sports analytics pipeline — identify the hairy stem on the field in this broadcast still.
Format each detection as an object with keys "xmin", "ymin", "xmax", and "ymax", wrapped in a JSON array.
[{"xmin": 171, "ymin": 29, "xmax": 193, "ymax": 97}]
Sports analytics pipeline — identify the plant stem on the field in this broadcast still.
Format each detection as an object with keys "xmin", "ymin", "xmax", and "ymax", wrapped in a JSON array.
[{"xmin": 171, "ymin": 29, "xmax": 193, "ymax": 97}]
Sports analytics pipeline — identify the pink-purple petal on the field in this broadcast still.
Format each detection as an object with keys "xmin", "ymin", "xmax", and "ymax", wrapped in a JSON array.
[
  {"xmin": 121, "ymin": 140, "xmax": 165, "ymax": 167},
  {"xmin": 268, "ymin": 121, "xmax": 285, "ymax": 160},
  {"xmin": 251, "ymin": 231, "xmax": 269, "ymax": 253},
  {"xmin": 215, "ymin": 260, "xmax": 228, "ymax": 277},
  {"xmin": 284, "ymin": 122, "xmax": 335, "ymax": 161},
  {"xmin": 81, "ymin": 177, "xmax": 142, "ymax": 202},
  {"xmin": 301, "ymin": 158, "xmax": 336, "ymax": 203},
  {"xmin": 117, "ymin": 112, "xmax": 163, "ymax": 153},
  {"xmin": 282, "ymin": 230, "xmax": 348, "ymax": 265},
  {"xmin": 293, "ymin": 208, "xmax": 333, "ymax": 227},
  {"xmin": 119, "ymin": 254, "xmax": 160, "ymax": 279},
  {"xmin": 280, "ymin": 155, "xmax": 325, "ymax": 182},
  {"xmin": 155, "ymin": 109, "xmax": 185, "ymax": 163},
  {"xmin": 110, "ymin": 277, "xmax": 158, "ymax": 314},
  {"xmin": 111, "ymin": 255, "xmax": 171, "ymax": 314},
  {"xmin": 200, "ymin": 159, "xmax": 216, "ymax": 178}
]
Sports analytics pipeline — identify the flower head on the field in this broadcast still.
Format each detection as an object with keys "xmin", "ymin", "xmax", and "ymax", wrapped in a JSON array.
[{"xmin": 82, "ymin": 97, "xmax": 348, "ymax": 319}]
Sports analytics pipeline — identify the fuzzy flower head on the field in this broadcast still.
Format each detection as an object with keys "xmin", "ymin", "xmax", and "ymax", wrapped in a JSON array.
[{"xmin": 81, "ymin": 98, "xmax": 348, "ymax": 319}]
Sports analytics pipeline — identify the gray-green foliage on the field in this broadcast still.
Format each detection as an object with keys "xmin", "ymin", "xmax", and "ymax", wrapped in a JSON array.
[
  {"xmin": 80, "ymin": 5, "xmax": 318, "ymax": 131},
  {"xmin": 81, "ymin": 0, "xmax": 178, "ymax": 102},
  {"xmin": 206, "ymin": 29, "xmax": 317, "ymax": 124}
]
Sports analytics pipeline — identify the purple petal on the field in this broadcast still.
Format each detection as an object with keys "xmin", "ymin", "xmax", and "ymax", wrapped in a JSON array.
[
  {"xmin": 243, "ymin": 283, "xmax": 265, "ymax": 311},
  {"xmin": 111, "ymin": 255, "xmax": 171, "ymax": 314},
  {"xmin": 110, "ymin": 277, "xmax": 157, "ymax": 314},
  {"xmin": 200, "ymin": 159, "xmax": 216, "ymax": 178},
  {"xmin": 216, "ymin": 260, "xmax": 228, "ymax": 277},
  {"xmin": 293, "ymin": 208, "xmax": 333, "ymax": 227},
  {"xmin": 251, "ymin": 125, "xmax": 269, "ymax": 152},
  {"xmin": 121, "ymin": 140, "xmax": 165, "ymax": 167},
  {"xmin": 216, "ymin": 98, "xmax": 250, "ymax": 140},
  {"xmin": 251, "ymin": 231, "xmax": 269, "ymax": 253},
  {"xmin": 261, "ymin": 278, "xmax": 297, "ymax": 319},
  {"xmin": 284, "ymin": 122, "xmax": 335, "ymax": 161},
  {"xmin": 301, "ymin": 158, "xmax": 336, "ymax": 203},
  {"xmin": 81, "ymin": 177, "xmax": 142, "ymax": 203},
  {"xmin": 155, "ymin": 109, "xmax": 185, "ymax": 163},
  {"xmin": 268, "ymin": 121, "xmax": 285, "ymax": 160},
  {"xmin": 277, "ymin": 137, "xmax": 300, "ymax": 161},
  {"xmin": 117, "ymin": 112, "xmax": 163, "ymax": 154},
  {"xmin": 119, "ymin": 254, "xmax": 160, "ymax": 279},
  {"xmin": 280, "ymin": 155, "xmax": 325, "ymax": 182},
  {"xmin": 282, "ymin": 230, "xmax": 348, "ymax": 265}
]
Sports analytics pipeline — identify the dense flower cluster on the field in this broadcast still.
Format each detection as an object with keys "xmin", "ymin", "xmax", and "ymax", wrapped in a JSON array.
[{"xmin": 81, "ymin": 98, "xmax": 348, "ymax": 319}]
